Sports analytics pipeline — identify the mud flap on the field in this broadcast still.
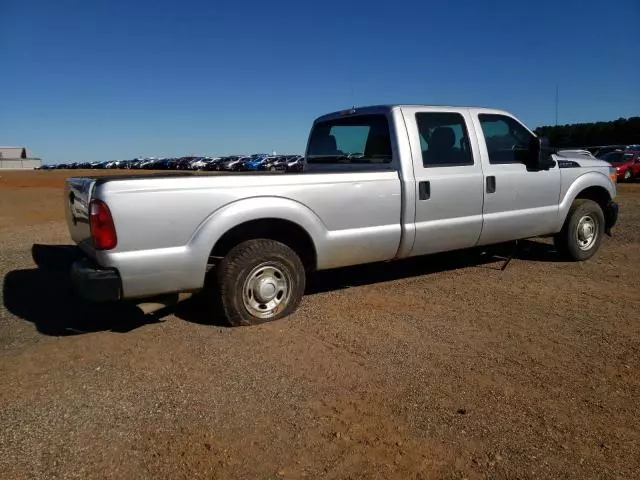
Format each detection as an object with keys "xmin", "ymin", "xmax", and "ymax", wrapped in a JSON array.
[{"xmin": 604, "ymin": 201, "xmax": 619, "ymax": 237}]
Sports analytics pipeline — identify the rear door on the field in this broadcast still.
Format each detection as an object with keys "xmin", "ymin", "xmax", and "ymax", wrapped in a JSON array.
[
  {"xmin": 401, "ymin": 107, "xmax": 484, "ymax": 256},
  {"xmin": 470, "ymin": 110, "xmax": 561, "ymax": 246}
]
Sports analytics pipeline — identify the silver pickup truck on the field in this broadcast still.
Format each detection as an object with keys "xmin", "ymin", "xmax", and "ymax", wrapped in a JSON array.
[{"xmin": 65, "ymin": 104, "xmax": 619, "ymax": 326}]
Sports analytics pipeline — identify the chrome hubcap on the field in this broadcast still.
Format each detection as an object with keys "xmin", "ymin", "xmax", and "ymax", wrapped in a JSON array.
[
  {"xmin": 576, "ymin": 215, "xmax": 597, "ymax": 251},
  {"xmin": 242, "ymin": 263, "xmax": 290, "ymax": 319}
]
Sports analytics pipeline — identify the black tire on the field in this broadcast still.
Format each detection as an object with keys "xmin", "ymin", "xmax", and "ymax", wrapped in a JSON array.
[
  {"xmin": 215, "ymin": 239, "xmax": 305, "ymax": 326},
  {"xmin": 623, "ymin": 169, "xmax": 632, "ymax": 182},
  {"xmin": 554, "ymin": 199, "xmax": 605, "ymax": 261}
]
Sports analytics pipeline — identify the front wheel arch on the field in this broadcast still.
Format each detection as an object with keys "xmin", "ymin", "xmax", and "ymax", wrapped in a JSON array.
[
  {"xmin": 567, "ymin": 185, "xmax": 615, "ymax": 233},
  {"xmin": 554, "ymin": 199, "xmax": 605, "ymax": 261}
]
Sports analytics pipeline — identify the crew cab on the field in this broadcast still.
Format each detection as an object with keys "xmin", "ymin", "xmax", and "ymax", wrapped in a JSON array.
[{"xmin": 64, "ymin": 104, "xmax": 619, "ymax": 326}]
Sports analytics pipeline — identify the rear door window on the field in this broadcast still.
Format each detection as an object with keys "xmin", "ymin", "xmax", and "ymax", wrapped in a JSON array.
[{"xmin": 415, "ymin": 112, "xmax": 474, "ymax": 167}]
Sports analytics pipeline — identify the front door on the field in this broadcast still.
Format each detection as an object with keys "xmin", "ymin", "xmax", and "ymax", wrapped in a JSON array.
[
  {"xmin": 401, "ymin": 107, "xmax": 485, "ymax": 256},
  {"xmin": 470, "ymin": 111, "xmax": 561, "ymax": 246}
]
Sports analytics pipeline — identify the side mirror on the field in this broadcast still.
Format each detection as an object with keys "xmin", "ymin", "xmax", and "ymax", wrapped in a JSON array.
[{"xmin": 527, "ymin": 136, "xmax": 554, "ymax": 170}]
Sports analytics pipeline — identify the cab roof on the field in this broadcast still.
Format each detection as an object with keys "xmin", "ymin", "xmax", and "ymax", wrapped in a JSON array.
[{"xmin": 313, "ymin": 104, "xmax": 512, "ymax": 123}]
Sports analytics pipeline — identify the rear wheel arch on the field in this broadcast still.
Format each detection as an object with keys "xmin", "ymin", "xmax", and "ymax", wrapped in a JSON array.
[
  {"xmin": 215, "ymin": 238, "xmax": 306, "ymax": 326},
  {"xmin": 210, "ymin": 218, "xmax": 318, "ymax": 273}
]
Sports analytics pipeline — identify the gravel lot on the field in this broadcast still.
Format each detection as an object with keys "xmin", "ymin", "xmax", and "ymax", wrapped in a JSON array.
[{"xmin": 1, "ymin": 170, "xmax": 639, "ymax": 479}]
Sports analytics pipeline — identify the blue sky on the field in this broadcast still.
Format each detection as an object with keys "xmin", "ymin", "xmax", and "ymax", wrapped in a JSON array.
[{"xmin": 1, "ymin": 0, "xmax": 638, "ymax": 163}]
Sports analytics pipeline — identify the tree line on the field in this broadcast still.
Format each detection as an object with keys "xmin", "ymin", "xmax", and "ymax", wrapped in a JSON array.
[{"xmin": 534, "ymin": 117, "xmax": 640, "ymax": 148}]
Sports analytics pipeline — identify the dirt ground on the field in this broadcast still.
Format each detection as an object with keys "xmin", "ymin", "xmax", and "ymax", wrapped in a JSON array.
[{"xmin": 1, "ymin": 170, "xmax": 639, "ymax": 479}]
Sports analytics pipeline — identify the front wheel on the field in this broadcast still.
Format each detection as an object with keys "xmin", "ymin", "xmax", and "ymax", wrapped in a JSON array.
[
  {"xmin": 623, "ymin": 169, "xmax": 632, "ymax": 182},
  {"xmin": 215, "ymin": 239, "xmax": 306, "ymax": 326},
  {"xmin": 554, "ymin": 199, "xmax": 605, "ymax": 261}
]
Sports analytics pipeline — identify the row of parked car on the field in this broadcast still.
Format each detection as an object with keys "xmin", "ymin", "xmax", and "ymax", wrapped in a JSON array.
[
  {"xmin": 38, "ymin": 154, "xmax": 306, "ymax": 173},
  {"xmin": 591, "ymin": 145, "xmax": 640, "ymax": 182},
  {"xmin": 36, "ymin": 144, "xmax": 640, "ymax": 182}
]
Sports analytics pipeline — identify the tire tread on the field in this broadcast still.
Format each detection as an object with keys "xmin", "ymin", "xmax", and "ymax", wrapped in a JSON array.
[
  {"xmin": 554, "ymin": 199, "xmax": 604, "ymax": 261},
  {"xmin": 216, "ymin": 239, "xmax": 305, "ymax": 326}
]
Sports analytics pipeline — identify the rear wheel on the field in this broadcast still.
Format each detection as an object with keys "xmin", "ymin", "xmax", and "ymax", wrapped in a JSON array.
[
  {"xmin": 215, "ymin": 239, "xmax": 305, "ymax": 326},
  {"xmin": 554, "ymin": 199, "xmax": 605, "ymax": 261},
  {"xmin": 624, "ymin": 169, "xmax": 632, "ymax": 182}
]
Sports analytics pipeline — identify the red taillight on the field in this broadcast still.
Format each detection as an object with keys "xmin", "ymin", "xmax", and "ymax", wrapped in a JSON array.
[{"xmin": 90, "ymin": 199, "xmax": 117, "ymax": 250}]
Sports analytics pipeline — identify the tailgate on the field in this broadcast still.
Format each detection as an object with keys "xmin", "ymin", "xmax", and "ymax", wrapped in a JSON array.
[{"xmin": 65, "ymin": 177, "xmax": 96, "ymax": 256}]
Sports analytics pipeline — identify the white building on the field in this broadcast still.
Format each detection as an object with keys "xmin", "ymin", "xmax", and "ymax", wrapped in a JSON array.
[{"xmin": 0, "ymin": 146, "xmax": 42, "ymax": 169}]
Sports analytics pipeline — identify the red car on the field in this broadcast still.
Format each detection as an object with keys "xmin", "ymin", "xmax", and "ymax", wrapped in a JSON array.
[{"xmin": 601, "ymin": 150, "xmax": 640, "ymax": 182}]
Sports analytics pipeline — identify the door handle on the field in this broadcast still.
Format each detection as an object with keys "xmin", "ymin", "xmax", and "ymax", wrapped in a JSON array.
[
  {"xmin": 419, "ymin": 181, "xmax": 430, "ymax": 200},
  {"xmin": 486, "ymin": 176, "xmax": 496, "ymax": 194}
]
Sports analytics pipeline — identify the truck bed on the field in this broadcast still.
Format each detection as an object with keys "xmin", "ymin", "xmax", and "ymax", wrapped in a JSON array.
[{"xmin": 65, "ymin": 170, "xmax": 406, "ymax": 298}]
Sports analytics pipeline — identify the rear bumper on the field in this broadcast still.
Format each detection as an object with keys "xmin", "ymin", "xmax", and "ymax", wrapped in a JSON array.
[
  {"xmin": 71, "ymin": 257, "xmax": 122, "ymax": 302},
  {"xmin": 604, "ymin": 200, "xmax": 619, "ymax": 235}
]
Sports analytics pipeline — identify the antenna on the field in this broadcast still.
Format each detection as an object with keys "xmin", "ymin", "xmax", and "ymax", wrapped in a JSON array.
[
  {"xmin": 555, "ymin": 83, "xmax": 559, "ymax": 126},
  {"xmin": 348, "ymin": 74, "xmax": 356, "ymax": 109}
]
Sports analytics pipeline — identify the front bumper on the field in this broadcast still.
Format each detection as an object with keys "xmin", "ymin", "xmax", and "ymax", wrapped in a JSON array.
[
  {"xmin": 71, "ymin": 257, "xmax": 122, "ymax": 302},
  {"xmin": 604, "ymin": 200, "xmax": 619, "ymax": 236}
]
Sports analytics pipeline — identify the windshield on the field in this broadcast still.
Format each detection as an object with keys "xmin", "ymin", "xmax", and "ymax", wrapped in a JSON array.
[
  {"xmin": 602, "ymin": 152, "xmax": 625, "ymax": 163},
  {"xmin": 306, "ymin": 114, "xmax": 392, "ymax": 164}
]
